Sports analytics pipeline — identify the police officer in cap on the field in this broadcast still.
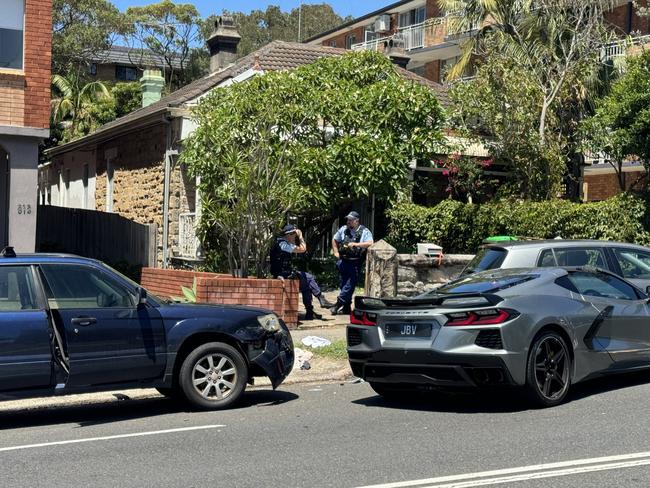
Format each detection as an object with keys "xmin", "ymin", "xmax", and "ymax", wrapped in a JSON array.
[
  {"xmin": 330, "ymin": 211, "xmax": 374, "ymax": 315},
  {"xmin": 270, "ymin": 224, "xmax": 333, "ymax": 320}
]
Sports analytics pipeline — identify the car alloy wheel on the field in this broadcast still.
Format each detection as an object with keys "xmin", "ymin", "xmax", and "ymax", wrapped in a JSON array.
[
  {"xmin": 179, "ymin": 342, "xmax": 248, "ymax": 410},
  {"xmin": 192, "ymin": 353, "xmax": 237, "ymax": 400},
  {"xmin": 526, "ymin": 332, "xmax": 571, "ymax": 407}
]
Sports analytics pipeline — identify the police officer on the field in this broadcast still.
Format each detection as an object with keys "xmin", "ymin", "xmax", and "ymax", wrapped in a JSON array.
[
  {"xmin": 330, "ymin": 211, "xmax": 374, "ymax": 315},
  {"xmin": 270, "ymin": 224, "xmax": 333, "ymax": 320}
]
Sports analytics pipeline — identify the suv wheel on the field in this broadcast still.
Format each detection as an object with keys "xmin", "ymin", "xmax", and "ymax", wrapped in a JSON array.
[
  {"xmin": 179, "ymin": 342, "xmax": 248, "ymax": 410},
  {"xmin": 525, "ymin": 331, "xmax": 571, "ymax": 407}
]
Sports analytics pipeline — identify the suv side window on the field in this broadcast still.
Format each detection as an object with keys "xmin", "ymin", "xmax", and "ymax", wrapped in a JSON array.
[
  {"xmin": 0, "ymin": 266, "xmax": 37, "ymax": 311},
  {"xmin": 40, "ymin": 264, "xmax": 136, "ymax": 310},
  {"xmin": 552, "ymin": 248, "xmax": 607, "ymax": 268},
  {"xmin": 612, "ymin": 248, "xmax": 650, "ymax": 280},
  {"xmin": 538, "ymin": 249, "xmax": 556, "ymax": 266},
  {"xmin": 562, "ymin": 271, "xmax": 640, "ymax": 300}
]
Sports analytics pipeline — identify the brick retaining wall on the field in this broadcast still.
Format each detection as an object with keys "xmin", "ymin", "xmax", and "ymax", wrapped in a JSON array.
[{"xmin": 141, "ymin": 268, "xmax": 300, "ymax": 328}]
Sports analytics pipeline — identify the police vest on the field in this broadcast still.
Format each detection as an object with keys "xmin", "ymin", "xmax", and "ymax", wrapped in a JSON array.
[
  {"xmin": 339, "ymin": 225, "xmax": 367, "ymax": 261},
  {"xmin": 270, "ymin": 238, "xmax": 294, "ymax": 277}
]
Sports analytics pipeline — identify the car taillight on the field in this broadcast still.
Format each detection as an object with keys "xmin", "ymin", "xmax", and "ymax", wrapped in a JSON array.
[
  {"xmin": 350, "ymin": 310, "xmax": 378, "ymax": 326},
  {"xmin": 445, "ymin": 309, "xmax": 515, "ymax": 326}
]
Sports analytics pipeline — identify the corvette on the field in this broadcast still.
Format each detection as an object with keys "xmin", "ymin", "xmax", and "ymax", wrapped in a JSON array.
[{"xmin": 347, "ymin": 267, "xmax": 650, "ymax": 407}]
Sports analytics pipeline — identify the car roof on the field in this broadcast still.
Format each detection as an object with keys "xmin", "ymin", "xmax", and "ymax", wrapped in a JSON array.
[
  {"xmin": 0, "ymin": 253, "xmax": 103, "ymax": 266},
  {"xmin": 487, "ymin": 239, "xmax": 649, "ymax": 251}
]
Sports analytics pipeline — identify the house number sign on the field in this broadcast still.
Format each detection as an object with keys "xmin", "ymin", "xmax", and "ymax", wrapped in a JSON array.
[{"xmin": 17, "ymin": 204, "xmax": 32, "ymax": 215}]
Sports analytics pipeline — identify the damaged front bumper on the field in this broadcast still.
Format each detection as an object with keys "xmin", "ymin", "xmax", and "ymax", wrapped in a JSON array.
[{"xmin": 248, "ymin": 325, "xmax": 294, "ymax": 389}]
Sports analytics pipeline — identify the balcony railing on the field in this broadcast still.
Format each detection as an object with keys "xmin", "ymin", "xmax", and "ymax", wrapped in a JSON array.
[
  {"xmin": 178, "ymin": 212, "xmax": 200, "ymax": 258},
  {"xmin": 352, "ymin": 17, "xmax": 450, "ymax": 53},
  {"xmin": 602, "ymin": 34, "xmax": 650, "ymax": 61}
]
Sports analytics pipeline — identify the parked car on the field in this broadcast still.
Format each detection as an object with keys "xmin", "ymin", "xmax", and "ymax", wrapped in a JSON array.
[
  {"xmin": 0, "ymin": 248, "xmax": 294, "ymax": 410},
  {"xmin": 348, "ymin": 266, "xmax": 650, "ymax": 407},
  {"xmin": 462, "ymin": 239, "xmax": 650, "ymax": 290}
]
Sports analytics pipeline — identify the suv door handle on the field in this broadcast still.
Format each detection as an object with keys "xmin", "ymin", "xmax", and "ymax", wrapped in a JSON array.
[{"xmin": 71, "ymin": 317, "xmax": 97, "ymax": 327}]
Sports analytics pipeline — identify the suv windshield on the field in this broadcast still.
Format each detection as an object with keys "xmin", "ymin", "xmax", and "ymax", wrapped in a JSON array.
[
  {"xmin": 462, "ymin": 247, "xmax": 507, "ymax": 276},
  {"xmin": 436, "ymin": 273, "xmax": 536, "ymax": 294}
]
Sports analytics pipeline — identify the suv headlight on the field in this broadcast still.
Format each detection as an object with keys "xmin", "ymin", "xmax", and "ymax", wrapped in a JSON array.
[{"xmin": 257, "ymin": 314, "xmax": 281, "ymax": 332}]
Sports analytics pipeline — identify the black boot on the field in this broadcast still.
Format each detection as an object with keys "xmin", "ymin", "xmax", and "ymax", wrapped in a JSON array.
[
  {"xmin": 316, "ymin": 293, "xmax": 334, "ymax": 308},
  {"xmin": 341, "ymin": 303, "xmax": 352, "ymax": 314},
  {"xmin": 304, "ymin": 306, "xmax": 321, "ymax": 321},
  {"xmin": 329, "ymin": 300, "xmax": 344, "ymax": 315}
]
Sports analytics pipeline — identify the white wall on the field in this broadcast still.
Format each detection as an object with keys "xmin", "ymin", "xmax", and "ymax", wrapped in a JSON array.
[
  {"xmin": 0, "ymin": 135, "xmax": 38, "ymax": 253},
  {"xmin": 42, "ymin": 156, "xmax": 97, "ymax": 210}
]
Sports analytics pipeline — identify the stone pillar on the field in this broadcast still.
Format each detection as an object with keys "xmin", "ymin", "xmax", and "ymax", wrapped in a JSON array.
[
  {"xmin": 365, "ymin": 239, "xmax": 398, "ymax": 298},
  {"xmin": 140, "ymin": 69, "xmax": 164, "ymax": 108}
]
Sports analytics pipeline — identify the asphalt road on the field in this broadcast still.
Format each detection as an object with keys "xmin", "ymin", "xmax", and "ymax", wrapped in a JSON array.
[{"xmin": 3, "ymin": 372, "xmax": 650, "ymax": 488}]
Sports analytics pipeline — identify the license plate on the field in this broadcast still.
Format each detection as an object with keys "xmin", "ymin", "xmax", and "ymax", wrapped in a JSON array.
[{"xmin": 384, "ymin": 323, "xmax": 432, "ymax": 338}]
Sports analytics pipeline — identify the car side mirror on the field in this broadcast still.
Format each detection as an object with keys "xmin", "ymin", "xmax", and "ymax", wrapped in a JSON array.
[
  {"xmin": 646, "ymin": 285, "xmax": 650, "ymax": 296},
  {"xmin": 138, "ymin": 287, "xmax": 148, "ymax": 306}
]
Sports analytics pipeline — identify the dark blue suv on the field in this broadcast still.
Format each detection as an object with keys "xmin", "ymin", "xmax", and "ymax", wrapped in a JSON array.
[{"xmin": 0, "ymin": 249, "xmax": 294, "ymax": 410}]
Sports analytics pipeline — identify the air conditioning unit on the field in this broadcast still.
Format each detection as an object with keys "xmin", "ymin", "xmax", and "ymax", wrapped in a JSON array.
[
  {"xmin": 374, "ymin": 14, "xmax": 391, "ymax": 33},
  {"xmin": 417, "ymin": 243, "xmax": 443, "ymax": 258}
]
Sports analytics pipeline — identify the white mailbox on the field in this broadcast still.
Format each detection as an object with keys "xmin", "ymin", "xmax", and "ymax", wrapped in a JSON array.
[{"xmin": 417, "ymin": 243, "xmax": 443, "ymax": 257}]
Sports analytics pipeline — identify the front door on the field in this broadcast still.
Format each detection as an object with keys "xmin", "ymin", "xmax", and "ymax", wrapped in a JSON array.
[
  {"xmin": 39, "ymin": 263, "xmax": 166, "ymax": 387},
  {"xmin": 0, "ymin": 265, "xmax": 53, "ymax": 391},
  {"xmin": 566, "ymin": 271, "xmax": 650, "ymax": 365}
]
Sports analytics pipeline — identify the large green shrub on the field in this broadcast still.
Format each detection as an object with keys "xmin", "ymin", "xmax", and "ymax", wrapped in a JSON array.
[{"xmin": 387, "ymin": 194, "xmax": 650, "ymax": 253}]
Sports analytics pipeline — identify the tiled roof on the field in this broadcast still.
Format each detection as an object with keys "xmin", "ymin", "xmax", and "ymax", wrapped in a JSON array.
[
  {"xmin": 91, "ymin": 45, "xmax": 183, "ymax": 70},
  {"xmin": 49, "ymin": 41, "xmax": 449, "ymax": 153}
]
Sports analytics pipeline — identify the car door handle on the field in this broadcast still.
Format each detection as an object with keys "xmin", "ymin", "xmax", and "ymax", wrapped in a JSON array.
[{"xmin": 71, "ymin": 317, "xmax": 97, "ymax": 327}]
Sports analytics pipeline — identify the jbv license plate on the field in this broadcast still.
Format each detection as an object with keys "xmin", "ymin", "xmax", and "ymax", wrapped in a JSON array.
[{"xmin": 385, "ymin": 323, "xmax": 432, "ymax": 338}]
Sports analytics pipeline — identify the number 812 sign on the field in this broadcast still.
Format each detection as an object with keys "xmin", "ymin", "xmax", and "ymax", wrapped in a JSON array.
[{"xmin": 17, "ymin": 204, "xmax": 32, "ymax": 215}]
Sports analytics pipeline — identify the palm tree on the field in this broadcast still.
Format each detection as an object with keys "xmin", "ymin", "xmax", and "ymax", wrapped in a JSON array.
[
  {"xmin": 439, "ymin": 0, "xmax": 616, "ymax": 143},
  {"xmin": 51, "ymin": 74, "xmax": 111, "ymax": 141}
]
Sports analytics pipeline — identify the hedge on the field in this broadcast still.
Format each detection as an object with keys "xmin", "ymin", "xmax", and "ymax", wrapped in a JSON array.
[{"xmin": 386, "ymin": 193, "xmax": 650, "ymax": 254}]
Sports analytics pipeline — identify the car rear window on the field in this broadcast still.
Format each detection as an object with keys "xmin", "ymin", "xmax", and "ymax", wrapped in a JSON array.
[
  {"xmin": 461, "ymin": 248, "xmax": 507, "ymax": 276},
  {"xmin": 437, "ymin": 274, "xmax": 536, "ymax": 294}
]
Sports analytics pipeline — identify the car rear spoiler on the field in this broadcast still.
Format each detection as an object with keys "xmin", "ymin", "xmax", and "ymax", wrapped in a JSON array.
[{"xmin": 354, "ymin": 293, "xmax": 504, "ymax": 310}]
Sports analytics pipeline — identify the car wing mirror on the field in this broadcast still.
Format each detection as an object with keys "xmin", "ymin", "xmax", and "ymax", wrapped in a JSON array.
[{"xmin": 138, "ymin": 287, "xmax": 148, "ymax": 306}]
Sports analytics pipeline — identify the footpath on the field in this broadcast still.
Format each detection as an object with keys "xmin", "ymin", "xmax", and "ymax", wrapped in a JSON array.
[{"xmin": 0, "ymin": 291, "xmax": 351, "ymax": 413}]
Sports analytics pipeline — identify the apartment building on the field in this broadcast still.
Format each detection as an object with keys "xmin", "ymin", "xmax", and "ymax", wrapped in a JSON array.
[
  {"xmin": 0, "ymin": 0, "xmax": 52, "ymax": 251},
  {"xmin": 305, "ymin": 0, "xmax": 650, "ymax": 84}
]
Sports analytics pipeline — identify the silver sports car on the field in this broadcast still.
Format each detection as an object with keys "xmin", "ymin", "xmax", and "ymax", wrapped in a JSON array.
[{"xmin": 347, "ymin": 267, "xmax": 650, "ymax": 407}]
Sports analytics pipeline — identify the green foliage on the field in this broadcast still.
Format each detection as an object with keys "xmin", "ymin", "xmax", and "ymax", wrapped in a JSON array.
[
  {"xmin": 124, "ymin": 0, "xmax": 202, "ymax": 89},
  {"xmin": 584, "ymin": 50, "xmax": 650, "ymax": 179},
  {"xmin": 52, "ymin": 0, "xmax": 127, "ymax": 75},
  {"xmin": 387, "ymin": 193, "xmax": 650, "ymax": 253},
  {"xmin": 174, "ymin": 278, "xmax": 198, "ymax": 303},
  {"xmin": 309, "ymin": 340, "xmax": 348, "ymax": 361},
  {"xmin": 437, "ymin": 154, "xmax": 498, "ymax": 202},
  {"xmin": 181, "ymin": 51, "xmax": 446, "ymax": 277},
  {"xmin": 51, "ymin": 73, "xmax": 111, "ymax": 143}
]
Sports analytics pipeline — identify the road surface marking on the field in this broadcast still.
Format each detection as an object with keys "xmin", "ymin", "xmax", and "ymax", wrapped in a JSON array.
[
  {"xmin": 356, "ymin": 450, "xmax": 650, "ymax": 488},
  {"xmin": 0, "ymin": 424, "xmax": 226, "ymax": 453}
]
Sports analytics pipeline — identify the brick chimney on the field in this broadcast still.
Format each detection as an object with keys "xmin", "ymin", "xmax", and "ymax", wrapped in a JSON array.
[
  {"xmin": 206, "ymin": 16, "xmax": 242, "ymax": 73},
  {"xmin": 140, "ymin": 68, "xmax": 164, "ymax": 107}
]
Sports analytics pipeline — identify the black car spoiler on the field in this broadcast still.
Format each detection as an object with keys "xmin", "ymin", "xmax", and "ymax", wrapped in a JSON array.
[{"xmin": 354, "ymin": 293, "xmax": 504, "ymax": 310}]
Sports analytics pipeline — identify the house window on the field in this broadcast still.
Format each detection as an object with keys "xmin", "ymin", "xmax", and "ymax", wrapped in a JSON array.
[
  {"xmin": 82, "ymin": 164, "xmax": 89, "ymax": 209},
  {"xmin": 346, "ymin": 34, "xmax": 356, "ymax": 49},
  {"xmin": 88, "ymin": 63, "xmax": 97, "ymax": 76},
  {"xmin": 399, "ymin": 6, "xmax": 426, "ymax": 28},
  {"xmin": 0, "ymin": 0, "xmax": 24, "ymax": 70},
  {"xmin": 115, "ymin": 65, "xmax": 138, "ymax": 81},
  {"xmin": 329, "ymin": 40, "xmax": 337, "ymax": 47}
]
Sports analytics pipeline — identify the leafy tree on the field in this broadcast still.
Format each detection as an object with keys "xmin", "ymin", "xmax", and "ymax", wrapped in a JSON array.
[
  {"xmin": 449, "ymin": 41, "xmax": 567, "ymax": 200},
  {"xmin": 440, "ymin": 0, "xmax": 615, "ymax": 145},
  {"xmin": 181, "ymin": 51, "xmax": 445, "ymax": 277},
  {"xmin": 203, "ymin": 5, "xmax": 350, "ymax": 58},
  {"xmin": 124, "ymin": 0, "xmax": 202, "ymax": 90},
  {"xmin": 583, "ymin": 50, "xmax": 650, "ymax": 189},
  {"xmin": 51, "ymin": 74, "xmax": 111, "ymax": 142},
  {"xmin": 52, "ymin": 0, "xmax": 127, "ymax": 75}
]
